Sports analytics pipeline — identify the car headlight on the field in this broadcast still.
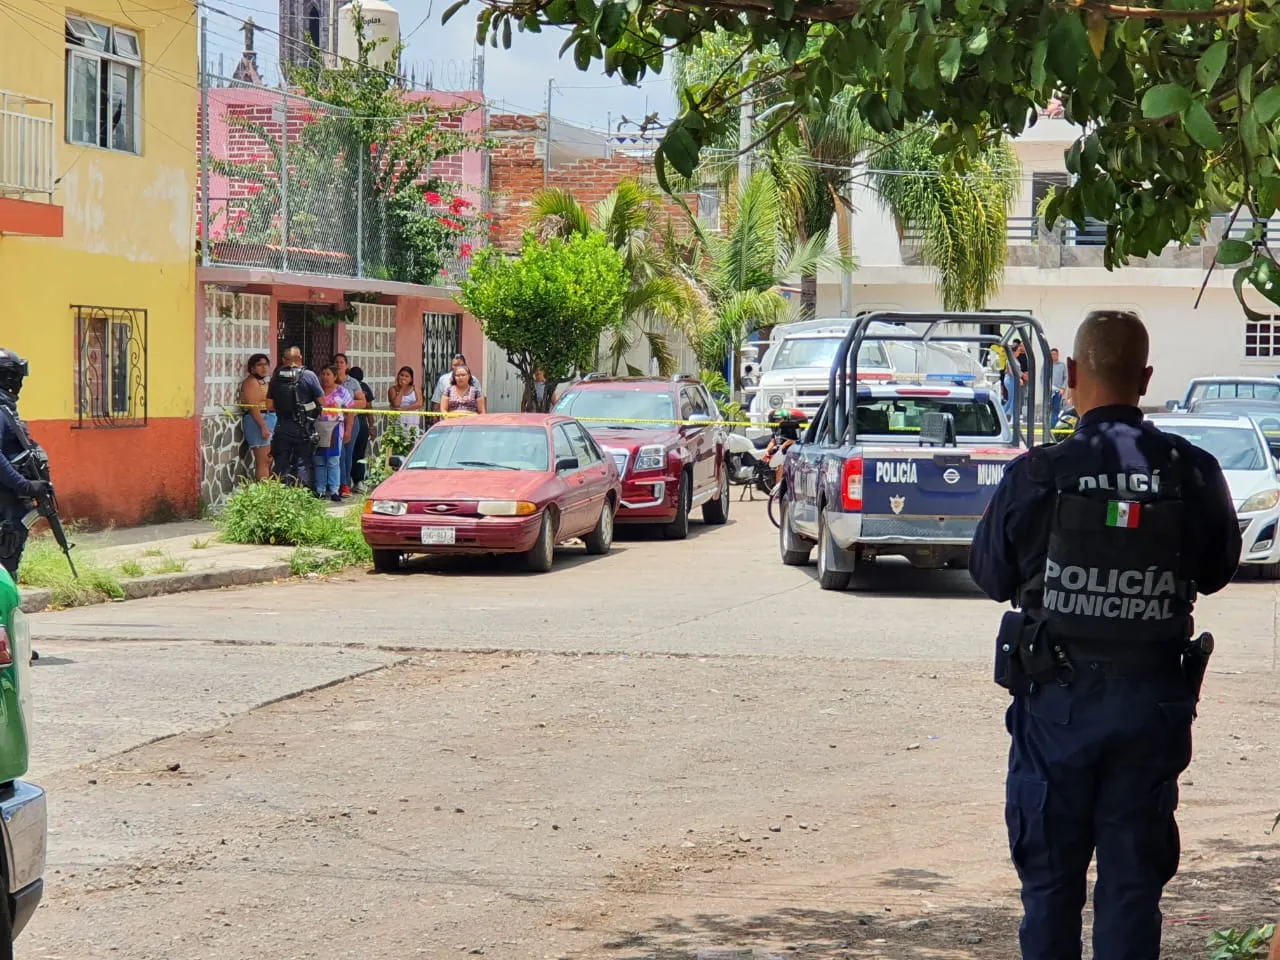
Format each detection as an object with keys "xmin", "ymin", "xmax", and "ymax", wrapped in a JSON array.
[
  {"xmin": 634, "ymin": 444, "xmax": 666, "ymax": 472},
  {"xmin": 477, "ymin": 500, "xmax": 538, "ymax": 516},
  {"xmin": 1240, "ymin": 488, "xmax": 1280, "ymax": 513},
  {"xmin": 767, "ymin": 393, "xmax": 785, "ymax": 409},
  {"xmin": 369, "ymin": 500, "xmax": 408, "ymax": 516}
]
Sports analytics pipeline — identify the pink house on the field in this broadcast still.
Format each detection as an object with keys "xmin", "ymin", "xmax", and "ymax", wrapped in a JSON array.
[{"xmin": 195, "ymin": 81, "xmax": 489, "ymax": 507}]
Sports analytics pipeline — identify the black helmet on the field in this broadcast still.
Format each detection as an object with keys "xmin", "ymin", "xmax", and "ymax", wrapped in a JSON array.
[{"xmin": 0, "ymin": 349, "xmax": 28, "ymax": 396}]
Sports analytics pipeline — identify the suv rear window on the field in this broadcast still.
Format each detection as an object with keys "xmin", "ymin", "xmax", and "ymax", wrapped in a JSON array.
[
  {"xmin": 554, "ymin": 388, "xmax": 676, "ymax": 427},
  {"xmin": 854, "ymin": 396, "xmax": 1003, "ymax": 437}
]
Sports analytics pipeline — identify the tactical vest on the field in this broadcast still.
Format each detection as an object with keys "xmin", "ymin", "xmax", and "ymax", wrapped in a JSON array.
[
  {"xmin": 271, "ymin": 369, "xmax": 318, "ymax": 431},
  {"xmin": 1020, "ymin": 441, "xmax": 1194, "ymax": 646}
]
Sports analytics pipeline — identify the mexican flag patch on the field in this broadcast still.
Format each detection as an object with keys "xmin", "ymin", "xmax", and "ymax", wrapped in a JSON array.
[{"xmin": 1106, "ymin": 500, "xmax": 1141, "ymax": 529}]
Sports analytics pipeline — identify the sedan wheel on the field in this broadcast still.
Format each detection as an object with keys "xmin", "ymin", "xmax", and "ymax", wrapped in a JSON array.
[
  {"xmin": 525, "ymin": 512, "xmax": 556, "ymax": 572},
  {"xmin": 584, "ymin": 499, "xmax": 615, "ymax": 555}
]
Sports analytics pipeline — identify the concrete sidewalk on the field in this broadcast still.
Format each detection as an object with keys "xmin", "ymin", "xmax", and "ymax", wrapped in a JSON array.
[{"xmin": 19, "ymin": 504, "xmax": 351, "ymax": 613}]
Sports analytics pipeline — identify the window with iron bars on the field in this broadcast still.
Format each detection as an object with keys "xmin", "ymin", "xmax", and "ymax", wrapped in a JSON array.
[{"xmin": 74, "ymin": 305, "xmax": 147, "ymax": 427}]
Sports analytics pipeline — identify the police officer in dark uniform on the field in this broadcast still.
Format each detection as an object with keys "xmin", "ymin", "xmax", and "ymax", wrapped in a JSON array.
[
  {"xmin": 266, "ymin": 346, "xmax": 324, "ymax": 489},
  {"xmin": 970, "ymin": 310, "xmax": 1241, "ymax": 960},
  {"xmin": 0, "ymin": 349, "xmax": 50, "ymax": 579}
]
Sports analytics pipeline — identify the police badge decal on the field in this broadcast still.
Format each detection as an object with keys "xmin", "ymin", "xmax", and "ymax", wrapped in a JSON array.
[{"xmin": 889, "ymin": 495, "xmax": 905, "ymax": 514}]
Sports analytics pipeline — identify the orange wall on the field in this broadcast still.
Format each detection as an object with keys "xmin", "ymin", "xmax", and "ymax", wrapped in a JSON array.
[{"xmin": 31, "ymin": 418, "xmax": 199, "ymax": 527}]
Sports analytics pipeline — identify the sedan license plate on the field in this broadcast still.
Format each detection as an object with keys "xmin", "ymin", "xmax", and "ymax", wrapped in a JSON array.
[{"xmin": 420, "ymin": 526, "xmax": 456, "ymax": 545}]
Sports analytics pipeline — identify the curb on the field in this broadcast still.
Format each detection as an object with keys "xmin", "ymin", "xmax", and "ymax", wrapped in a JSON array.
[{"xmin": 19, "ymin": 562, "xmax": 293, "ymax": 615}]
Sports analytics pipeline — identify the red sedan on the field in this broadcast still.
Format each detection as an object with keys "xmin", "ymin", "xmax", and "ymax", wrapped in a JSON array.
[{"xmin": 361, "ymin": 414, "xmax": 621, "ymax": 573}]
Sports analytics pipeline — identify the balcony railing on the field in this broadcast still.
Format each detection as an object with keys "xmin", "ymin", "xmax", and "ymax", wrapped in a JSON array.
[{"xmin": 0, "ymin": 90, "xmax": 56, "ymax": 201}]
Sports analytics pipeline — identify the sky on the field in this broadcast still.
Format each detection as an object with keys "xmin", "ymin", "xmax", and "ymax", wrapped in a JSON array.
[{"xmin": 202, "ymin": 0, "xmax": 676, "ymax": 133}]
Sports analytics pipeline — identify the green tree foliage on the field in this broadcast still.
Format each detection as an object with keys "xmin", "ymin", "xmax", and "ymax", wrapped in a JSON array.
[
  {"xmin": 447, "ymin": 0, "xmax": 1280, "ymax": 318},
  {"xmin": 458, "ymin": 232, "xmax": 629, "ymax": 410},
  {"xmin": 686, "ymin": 170, "xmax": 846, "ymax": 369},
  {"xmin": 676, "ymin": 34, "xmax": 1016, "ymax": 314},
  {"xmin": 531, "ymin": 180, "xmax": 703, "ymax": 376}
]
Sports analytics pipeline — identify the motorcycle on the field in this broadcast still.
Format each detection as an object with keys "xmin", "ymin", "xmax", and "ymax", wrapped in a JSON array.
[
  {"xmin": 725, "ymin": 431, "xmax": 770, "ymax": 488},
  {"xmin": 727, "ymin": 408, "xmax": 805, "ymax": 500}
]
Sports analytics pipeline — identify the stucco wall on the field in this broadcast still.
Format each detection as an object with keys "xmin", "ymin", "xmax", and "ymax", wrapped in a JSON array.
[{"xmin": 0, "ymin": 0, "xmax": 199, "ymax": 524}]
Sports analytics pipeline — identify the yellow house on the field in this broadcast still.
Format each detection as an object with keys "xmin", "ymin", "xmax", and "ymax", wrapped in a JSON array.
[{"xmin": 0, "ymin": 0, "xmax": 198, "ymax": 524}]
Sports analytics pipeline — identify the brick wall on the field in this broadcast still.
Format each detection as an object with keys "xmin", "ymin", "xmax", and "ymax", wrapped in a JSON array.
[
  {"xmin": 488, "ymin": 112, "xmax": 700, "ymax": 251},
  {"xmin": 196, "ymin": 87, "xmax": 484, "ymax": 240}
]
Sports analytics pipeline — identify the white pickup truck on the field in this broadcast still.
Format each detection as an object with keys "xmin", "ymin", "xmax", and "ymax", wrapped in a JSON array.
[{"xmin": 746, "ymin": 316, "xmax": 991, "ymax": 436}]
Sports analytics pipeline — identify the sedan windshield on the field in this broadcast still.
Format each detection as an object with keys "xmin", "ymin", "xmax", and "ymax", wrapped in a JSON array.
[
  {"xmin": 1157, "ymin": 424, "xmax": 1267, "ymax": 471},
  {"xmin": 554, "ymin": 389, "xmax": 675, "ymax": 428},
  {"xmin": 405, "ymin": 426, "xmax": 550, "ymax": 471}
]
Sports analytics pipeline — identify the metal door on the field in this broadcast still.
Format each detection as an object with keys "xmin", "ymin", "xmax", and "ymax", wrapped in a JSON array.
[
  {"xmin": 423, "ymin": 312, "xmax": 461, "ymax": 398},
  {"xmin": 277, "ymin": 304, "xmax": 337, "ymax": 371}
]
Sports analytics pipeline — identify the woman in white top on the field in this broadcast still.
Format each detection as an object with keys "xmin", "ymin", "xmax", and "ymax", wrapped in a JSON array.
[{"xmin": 388, "ymin": 366, "xmax": 424, "ymax": 433}]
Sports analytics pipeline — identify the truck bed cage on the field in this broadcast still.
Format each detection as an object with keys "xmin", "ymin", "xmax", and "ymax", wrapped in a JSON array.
[{"xmin": 825, "ymin": 311, "xmax": 1054, "ymax": 448}]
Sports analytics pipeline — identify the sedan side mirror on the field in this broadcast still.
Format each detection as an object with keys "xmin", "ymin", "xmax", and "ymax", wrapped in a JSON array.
[
  {"xmin": 388, "ymin": 455, "xmax": 404, "ymax": 471},
  {"xmin": 556, "ymin": 456, "xmax": 579, "ymax": 472},
  {"xmin": 1164, "ymin": 400, "xmax": 1181, "ymax": 411}
]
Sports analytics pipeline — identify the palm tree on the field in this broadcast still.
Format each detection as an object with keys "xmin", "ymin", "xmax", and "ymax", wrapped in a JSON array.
[
  {"xmin": 674, "ymin": 38, "xmax": 1019, "ymax": 316},
  {"xmin": 531, "ymin": 180, "xmax": 703, "ymax": 377},
  {"xmin": 868, "ymin": 128, "xmax": 1020, "ymax": 312},
  {"xmin": 683, "ymin": 170, "xmax": 848, "ymax": 372}
]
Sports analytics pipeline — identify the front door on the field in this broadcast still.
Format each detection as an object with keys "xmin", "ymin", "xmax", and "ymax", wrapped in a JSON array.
[{"xmin": 277, "ymin": 304, "xmax": 337, "ymax": 372}]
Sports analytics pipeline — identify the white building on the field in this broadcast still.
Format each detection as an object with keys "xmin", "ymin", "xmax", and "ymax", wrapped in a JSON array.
[{"xmin": 805, "ymin": 115, "xmax": 1280, "ymax": 407}]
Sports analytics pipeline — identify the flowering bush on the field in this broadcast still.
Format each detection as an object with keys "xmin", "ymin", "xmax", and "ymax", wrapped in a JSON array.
[{"xmin": 381, "ymin": 183, "xmax": 486, "ymax": 286}]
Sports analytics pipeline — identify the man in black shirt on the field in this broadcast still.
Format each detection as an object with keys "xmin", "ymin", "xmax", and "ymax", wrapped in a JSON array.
[{"xmin": 266, "ymin": 346, "xmax": 324, "ymax": 489}]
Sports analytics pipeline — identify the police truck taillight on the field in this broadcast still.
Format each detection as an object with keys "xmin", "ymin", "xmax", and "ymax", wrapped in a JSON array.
[{"xmin": 841, "ymin": 456, "xmax": 864, "ymax": 511}]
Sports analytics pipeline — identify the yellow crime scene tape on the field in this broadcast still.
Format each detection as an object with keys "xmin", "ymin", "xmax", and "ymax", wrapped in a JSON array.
[{"xmin": 233, "ymin": 404, "xmax": 1080, "ymax": 437}]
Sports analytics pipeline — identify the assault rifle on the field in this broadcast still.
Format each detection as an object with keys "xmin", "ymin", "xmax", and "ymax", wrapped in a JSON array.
[{"xmin": 0, "ymin": 407, "xmax": 77, "ymax": 578}]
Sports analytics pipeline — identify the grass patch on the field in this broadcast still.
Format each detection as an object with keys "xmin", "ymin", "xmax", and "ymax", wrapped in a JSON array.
[
  {"xmin": 141, "ymin": 548, "xmax": 163, "ymax": 558},
  {"xmin": 17, "ymin": 537, "xmax": 123, "ymax": 607},
  {"xmin": 220, "ymin": 479, "xmax": 371, "ymax": 573},
  {"xmin": 149, "ymin": 556, "xmax": 188, "ymax": 575},
  {"xmin": 118, "ymin": 560, "xmax": 145, "ymax": 578},
  {"xmin": 190, "ymin": 537, "xmax": 213, "ymax": 550}
]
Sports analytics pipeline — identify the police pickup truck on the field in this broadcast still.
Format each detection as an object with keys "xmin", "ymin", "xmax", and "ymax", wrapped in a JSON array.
[{"xmin": 776, "ymin": 311, "xmax": 1054, "ymax": 590}]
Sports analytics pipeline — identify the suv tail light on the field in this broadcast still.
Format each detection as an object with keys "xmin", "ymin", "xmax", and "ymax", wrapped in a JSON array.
[
  {"xmin": 841, "ymin": 456, "xmax": 864, "ymax": 511},
  {"xmin": 0, "ymin": 626, "xmax": 10, "ymax": 667}
]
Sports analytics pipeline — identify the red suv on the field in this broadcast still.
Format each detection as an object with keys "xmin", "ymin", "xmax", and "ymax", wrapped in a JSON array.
[{"xmin": 552, "ymin": 374, "xmax": 730, "ymax": 538}]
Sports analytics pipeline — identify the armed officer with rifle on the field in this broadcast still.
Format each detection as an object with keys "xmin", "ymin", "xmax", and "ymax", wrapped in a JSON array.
[
  {"xmin": 970, "ymin": 311, "xmax": 1241, "ymax": 960},
  {"xmin": 0, "ymin": 348, "xmax": 75, "ymax": 582}
]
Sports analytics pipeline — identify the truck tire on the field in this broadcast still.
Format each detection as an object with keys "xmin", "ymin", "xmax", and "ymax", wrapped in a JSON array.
[
  {"xmin": 778, "ymin": 496, "xmax": 811, "ymax": 566},
  {"xmin": 816, "ymin": 513, "xmax": 851, "ymax": 590},
  {"xmin": 372, "ymin": 550, "xmax": 401, "ymax": 573},
  {"xmin": 663, "ymin": 472, "xmax": 691, "ymax": 540},
  {"xmin": 701, "ymin": 463, "xmax": 730, "ymax": 525},
  {"xmin": 0, "ymin": 846, "xmax": 11, "ymax": 954}
]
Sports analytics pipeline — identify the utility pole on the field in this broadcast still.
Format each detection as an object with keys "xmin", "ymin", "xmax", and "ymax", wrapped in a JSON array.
[
  {"xmin": 840, "ymin": 178, "xmax": 854, "ymax": 317},
  {"xmin": 544, "ymin": 79, "xmax": 554, "ymax": 190}
]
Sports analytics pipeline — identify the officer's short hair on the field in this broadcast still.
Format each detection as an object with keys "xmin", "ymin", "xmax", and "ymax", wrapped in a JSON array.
[{"xmin": 1075, "ymin": 310, "xmax": 1149, "ymax": 386}]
